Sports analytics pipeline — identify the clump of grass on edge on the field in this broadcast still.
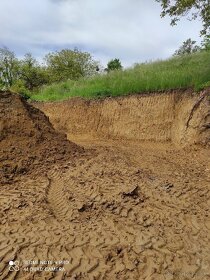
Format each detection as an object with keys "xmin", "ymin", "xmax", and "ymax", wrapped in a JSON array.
[{"xmin": 31, "ymin": 50, "xmax": 210, "ymax": 101}]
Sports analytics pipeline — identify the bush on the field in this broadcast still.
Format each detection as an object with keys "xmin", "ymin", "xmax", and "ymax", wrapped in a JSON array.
[{"xmin": 10, "ymin": 80, "xmax": 31, "ymax": 99}]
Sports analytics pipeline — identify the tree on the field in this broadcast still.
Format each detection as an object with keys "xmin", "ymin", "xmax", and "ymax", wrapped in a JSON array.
[
  {"xmin": 18, "ymin": 53, "xmax": 48, "ymax": 90},
  {"xmin": 106, "ymin": 59, "xmax": 122, "ymax": 72},
  {"xmin": 201, "ymin": 35, "xmax": 210, "ymax": 50},
  {"xmin": 173, "ymin": 38, "xmax": 201, "ymax": 56},
  {"xmin": 0, "ymin": 47, "xmax": 18, "ymax": 88},
  {"xmin": 156, "ymin": 0, "xmax": 210, "ymax": 36},
  {"xmin": 44, "ymin": 48, "xmax": 99, "ymax": 82}
]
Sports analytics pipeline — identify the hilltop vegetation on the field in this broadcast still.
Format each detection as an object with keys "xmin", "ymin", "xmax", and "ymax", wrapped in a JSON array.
[
  {"xmin": 0, "ymin": 1, "xmax": 209, "ymax": 101},
  {"xmin": 0, "ymin": 47, "xmax": 100, "ymax": 96},
  {"xmin": 1, "ymin": 41, "xmax": 210, "ymax": 102},
  {"xmin": 31, "ymin": 50, "xmax": 210, "ymax": 101}
]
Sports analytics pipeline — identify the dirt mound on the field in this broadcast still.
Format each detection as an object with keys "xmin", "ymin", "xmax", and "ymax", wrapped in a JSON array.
[
  {"xmin": 0, "ymin": 91, "xmax": 81, "ymax": 183},
  {"xmin": 35, "ymin": 88, "xmax": 210, "ymax": 147}
]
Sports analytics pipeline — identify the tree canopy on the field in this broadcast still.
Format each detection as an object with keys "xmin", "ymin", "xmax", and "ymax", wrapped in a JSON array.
[
  {"xmin": 156, "ymin": 0, "xmax": 210, "ymax": 36},
  {"xmin": 0, "ymin": 47, "xmax": 18, "ymax": 88},
  {"xmin": 173, "ymin": 38, "xmax": 201, "ymax": 56},
  {"xmin": 45, "ymin": 48, "xmax": 99, "ymax": 82},
  {"xmin": 18, "ymin": 53, "xmax": 48, "ymax": 90},
  {"xmin": 0, "ymin": 47, "xmax": 100, "ymax": 95},
  {"xmin": 106, "ymin": 59, "xmax": 123, "ymax": 72}
]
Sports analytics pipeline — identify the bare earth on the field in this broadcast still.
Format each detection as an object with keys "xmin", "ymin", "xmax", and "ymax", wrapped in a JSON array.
[{"xmin": 0, "ymin": 90, "xmax": 210, "ymax": 279}]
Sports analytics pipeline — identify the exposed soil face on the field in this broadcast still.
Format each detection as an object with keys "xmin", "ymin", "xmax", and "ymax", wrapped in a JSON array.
[
  {"xmin": 0, "ymin": 90, "xmax": 210, "ymax": 280},
  {"xmin": 35, "ymin": 88, "xmax": 210, "ymax": 147}
]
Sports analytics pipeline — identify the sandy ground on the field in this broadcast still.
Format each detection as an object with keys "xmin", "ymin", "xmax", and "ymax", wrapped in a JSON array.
[
  {"xmin": 1, "ymin": 139, "xmax": 210, "ymax": 279},
  {"xmin": 0, "ymin": 91, "xmax": 210, "ymax": 279}
]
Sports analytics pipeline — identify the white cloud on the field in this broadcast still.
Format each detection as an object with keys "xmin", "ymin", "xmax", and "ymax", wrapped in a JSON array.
[{"xmin": 0, "ymin": 0, "xmax": 202, "ymax": 67}]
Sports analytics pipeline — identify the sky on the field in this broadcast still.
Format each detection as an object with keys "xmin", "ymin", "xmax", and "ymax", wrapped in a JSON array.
[{"xmin": 0, "ymin": 0, "xmax": 203, "ymax": 67}]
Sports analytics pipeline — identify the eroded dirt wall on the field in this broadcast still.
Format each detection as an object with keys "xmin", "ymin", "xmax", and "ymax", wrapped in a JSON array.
[{"xmin": 34, "ymin": 89, "xmax": 210, "ymax": 146}]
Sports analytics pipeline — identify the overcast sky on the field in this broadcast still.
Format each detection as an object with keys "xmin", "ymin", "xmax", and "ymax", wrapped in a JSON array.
[{"xmin": 0, "ymin": 0, "xmax": 202, "ymax": 67}]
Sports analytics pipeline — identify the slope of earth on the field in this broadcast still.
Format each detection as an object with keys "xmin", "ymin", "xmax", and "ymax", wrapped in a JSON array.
[
  {"xmin": 0, "ymin": 90, "xmax": 210, "ymax": 280},
  {"xmin": 0, "ymin": 91, "xmax": 81, "ymax": 184}
]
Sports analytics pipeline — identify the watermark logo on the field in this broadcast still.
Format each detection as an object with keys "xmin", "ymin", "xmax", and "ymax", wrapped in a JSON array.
[{"xmin": 9, "ymin": 260, "xmax": 20, "ymax": 272}]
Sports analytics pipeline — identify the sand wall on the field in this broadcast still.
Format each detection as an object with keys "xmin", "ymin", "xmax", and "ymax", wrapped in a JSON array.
[{"xmin": 34, "ymin": 89, "xmax": 210, "ymax": 146}]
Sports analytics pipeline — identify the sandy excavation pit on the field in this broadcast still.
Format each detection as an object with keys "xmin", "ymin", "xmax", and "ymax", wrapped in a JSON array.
[{"xmin": 0, "ymin": 90, "xmax": 210, "ymax": 280}]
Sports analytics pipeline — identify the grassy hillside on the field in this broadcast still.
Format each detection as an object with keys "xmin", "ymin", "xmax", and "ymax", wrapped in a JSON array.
[{"xmin": 31, "ymin": 51, "xmax": 210, "ymax": 101}]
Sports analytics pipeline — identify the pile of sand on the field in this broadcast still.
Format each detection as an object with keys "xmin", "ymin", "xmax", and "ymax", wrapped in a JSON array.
[{"xmin": 0, "ymin": 91, "xmax": 82, "ymax": 183}]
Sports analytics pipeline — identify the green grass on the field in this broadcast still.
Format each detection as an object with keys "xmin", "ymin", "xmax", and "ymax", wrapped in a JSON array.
[{"xmin": 31, "ymin": 51, "xmax": 210, "ymax": 101}]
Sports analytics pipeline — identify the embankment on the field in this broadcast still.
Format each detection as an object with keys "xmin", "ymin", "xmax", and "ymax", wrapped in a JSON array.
[{"xmin": 34, "ymin": 89, "xmax": 210, "ymax": 147}]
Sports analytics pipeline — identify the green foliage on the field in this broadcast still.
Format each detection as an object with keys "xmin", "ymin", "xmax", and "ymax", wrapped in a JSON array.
[
  {"xmin": 10, "ymin": 80, "xmax": 31, "ymax": 99},
  {"xmin": 93, "ymin": 90, "xmax": 112, "ymax": 98},
  {"xmin": 195, "ymin": 80, "xmax": 210, "ymax": 92},
  {"xmin": 156, "ymin": 0, "xmax": 210, "ymax": 36},
  {"xmin": 0, "ymin": 49, "xmax": 48, "ymax": 92},
  {"xmin": 31, "ymin": 50, "xmax": 210, "ymax": 101},
  {"xmin": 18, "ymin": 53, "xmax": 49, "ymax": 90},
  {"xmin": 106, "ymin": 59, "xmax": 122, "ymax": 72},
  {"xmin": 10, "ymin": 80, "xmax": 30, "ymax": 96},
  {"xmin": 44, "ymin": 48, "xmax": 99, "ymax": 82},
  {"xmin": 0, "ymin": 47, "xmax": 100, "ymax": 96},
  {"xmin": 174, "ymin": 39, "xmax": 201, "ymax": 56},
  {"xmin": 201, "ymin": 36, "xmax": 210, "ymax": 51},
  {"xmin": 0, "ymin": 47, "xmax": 19, "ymax": 88}
]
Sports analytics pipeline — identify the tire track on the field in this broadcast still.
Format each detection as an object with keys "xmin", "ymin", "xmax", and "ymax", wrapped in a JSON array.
[{"xmin": 47, "ymin": 170, "xmax": 73, "ymax": 222}]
